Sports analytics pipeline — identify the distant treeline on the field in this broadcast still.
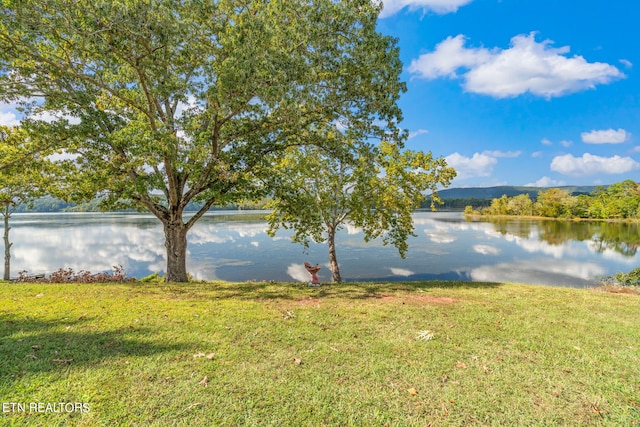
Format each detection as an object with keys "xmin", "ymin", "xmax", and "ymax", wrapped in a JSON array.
[
  {"xmin": 14, "ymin": 196, "xmax": 273, "ymax": 213},
  {"xmin": 421, "ymin": 198, "xmax": 492, "ymax": 210},
  {"xmin": 466, "ymin": 180, "xmax": 640, "ymax": 220}
]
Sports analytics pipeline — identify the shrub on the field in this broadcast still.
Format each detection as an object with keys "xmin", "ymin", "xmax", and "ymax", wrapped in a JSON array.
[{"xmin": 16, "ymin": 265, "xmax": 136, "ymax": 283}]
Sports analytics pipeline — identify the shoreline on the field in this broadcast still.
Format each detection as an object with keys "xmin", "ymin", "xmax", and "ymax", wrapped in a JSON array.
[{"xmin": 463, "ymin": 213, "xmax": 640, "ymax": 223}]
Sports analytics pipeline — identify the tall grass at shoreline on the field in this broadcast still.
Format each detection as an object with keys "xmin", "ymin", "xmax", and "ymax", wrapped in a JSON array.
[{"xmin": 1, "ymin": 281, "xmax": 638, "ymax": 426}]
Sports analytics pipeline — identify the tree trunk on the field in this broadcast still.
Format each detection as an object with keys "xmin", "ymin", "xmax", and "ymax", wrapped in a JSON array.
[
  {"xmin": 3, "ymin": 205, "xmax": 11, "ymax": 281},
  {"xmin": 163, "ymin": 218, "xmax": 189, "ymax": 282},
  {"xmin": 327, "ymin": 226, "xmax": 341, "ymax": 283}
]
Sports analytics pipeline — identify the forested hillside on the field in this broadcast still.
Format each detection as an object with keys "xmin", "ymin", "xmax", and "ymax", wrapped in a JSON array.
[{"xmin": 423, "ymin": 185, "xmax": 598, "ymax": 210}]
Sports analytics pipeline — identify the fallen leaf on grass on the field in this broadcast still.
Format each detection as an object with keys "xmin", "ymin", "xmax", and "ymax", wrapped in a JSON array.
[
  {"xmin": 31, "ymin": 345, "xmax": 41, "ymax": 350},
  {"xmin": 407, "ymin": 387, "xmax": 418, "ymax": 396},
  {"xmin": 293, "ymin": 358, "xmax": 302, "ymax": 365},
  {"xmin": 52, "ymin": 358, "xmax": 73, "ymax": 365},
  {"xmin": 416, "ymin": 330, "xmax": 435, "ymax": 341},
  {"xmin": 442, "ymin": 403, "xmax": 449, "ymax": 416},
  {"xmin": 590, "ymin": 403, "xmax": 603, "ymax": 416},
  {"xmin": 455, "ymin": 361, "xmax": 467, "ymax": 369},
  {"xmin": 199, "ymin": 376, "xmax": 208, "ymax": 387},
  {"xmin": 282, "ymin": 310, "xmax": 296, "ymax": 320},
  {"xmin": 180, "ymin": 403, "xmax": 202, "ymax": 414},
  {"xmin": 194, "ymin": 352, "xmax": 215, "ymax": 360}
]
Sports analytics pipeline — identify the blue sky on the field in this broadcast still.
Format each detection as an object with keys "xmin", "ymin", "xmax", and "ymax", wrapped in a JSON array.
[
  {"xmin": 1, "ymin": 0, "xmax": 638, "ymax": 188},
  {"xmin": 377, "ymin": 0, "xmax": 640, "ymax": 187}
]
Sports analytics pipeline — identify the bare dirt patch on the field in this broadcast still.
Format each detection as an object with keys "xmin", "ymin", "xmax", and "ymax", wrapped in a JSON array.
[
  {"xmin": 376, "ymin": 294, "xmax": 459, "ymax": 306},
  {"xmin": 290, "ymin": 297, "xmax": 323, "ymax": 307},
  {"xmin": 597, "ymin": 285, "xmax": 640, "ymax": 295},
  {"xmin": 261, "ymin": 293, "xmax": 459, "ymax": 309}
]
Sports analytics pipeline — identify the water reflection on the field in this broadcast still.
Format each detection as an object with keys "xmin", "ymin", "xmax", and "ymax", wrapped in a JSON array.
[
  {"xmin": 460, "ymin": 216, "xmax": 639, "ymax": 286},
  {"xmin": 6, "ymin": 211, "xmax": 640, "ymax": 287},
  {"xmin": 469, "ymin": 259, "xmax": 605, "ymax": 284},
  {"xmin": 482, "ymin": 218, "xmax": 640, "ymax": 257}
]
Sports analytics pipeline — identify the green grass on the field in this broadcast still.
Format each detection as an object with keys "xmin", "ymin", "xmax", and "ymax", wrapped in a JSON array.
[{"xmin": 1, "ymin": 281, "xmax": 639, "ymax": 426}]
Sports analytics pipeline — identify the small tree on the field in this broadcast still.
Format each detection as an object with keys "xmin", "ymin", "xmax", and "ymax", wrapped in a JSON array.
[
  {"xmin": 0, "ymin": 126, "xmax": 52, "ymax": 280},
  {"xmin": 266, "ymin": 140, "xmax": 455, "ymax": 282},
  {"xmin": 535, "ymin": 188, "xmax": 572, "ymax": 218},
  {"xmin": 486, "ymin": 195, "xmax": 509, "ymax": 216},
  {"xmin": 507, "ymin": 193, "xmax": 533, "ymax": 216},
  {"xmin": 604, "ymin": 180, "xmax": 640, "ymax": 219}
]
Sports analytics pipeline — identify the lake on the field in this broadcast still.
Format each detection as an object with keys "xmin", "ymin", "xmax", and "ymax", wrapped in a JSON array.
[{"xmin": 5, "ymin": 211, "xmax": 639, "ymax": 287}]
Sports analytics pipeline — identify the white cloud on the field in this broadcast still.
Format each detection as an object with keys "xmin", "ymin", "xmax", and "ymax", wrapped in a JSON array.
[
  {"xmin": 483, "ymin": 150, "xmax": 521, "ymax": 158},
  {"xmin": 469, "ymin": 259, "xmax": 604, "ymax": 285},
  {"xmin": 2, "ymin": 98, "xmax": 84, "ymax": 126},
  {"xmin": 531, "ymin": 151, "xmax": 543, "ymax": 158},
  {"xmin": 581, "ymin": 128, "xmax": 630, "ymax": 144},
  {"xmin": 379, "ymin": 0, "xmax": 474, "ymax": 18},
  {"xmin": 550, "ymin": 153, "xmax": 640, "ymax": 177},
  {"xmin": 473, "ymin": 244, "xmax": 500, "ymax": 255},
  {"xmin": 425, "ymin": 231, "xmax": 455, "ymax": 244},
  {"xmin": 0, "ymin": 110, "xmax": 20, "ymax": 127},
  {"xmin": 444, "ymin": 151, "xmax": 499, "ymax": 180},
  {"xmin": 541, "ymin": 138, "xmax": 573, "ymax": 148},
  {"xmin": 389, "ymin": 267, "xmax": 414, "ymax": 276},
  {"xmin": 620, "ymin": 59, "xmax": 633, "ymax": 69},
  {"xmin": 408, "ymin": 128, "xmax": 429, "ymax": 139},
  {"xmin": 174, "ymin": 95, "xmax": 199, "ymax": 118},
  {"xmin": 408, "ymin": 35, "xmax": 491, "ymax": 79},
  {"xmin": 345, "ymin": 223, "xmax": 363, "ymax": 235},
  {"xmin": 409, "ymin": 32, "xmax": 624, "ymax": 98},
  {"xmin": 287, "ymin": 263, "xmax": 311, "ymax": 282},
  {"xmin": 524, "ymin": 176, "xmax": 566, "ymax": 187},
  {"xmin": 29, "ymin": 110, "xmax": 82, "ymax": 125}
]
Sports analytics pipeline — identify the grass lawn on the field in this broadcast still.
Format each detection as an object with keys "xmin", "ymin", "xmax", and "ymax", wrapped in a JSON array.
[{"xmin": 1, "ymin": 280, "xmax": 639, "ymax": 426}]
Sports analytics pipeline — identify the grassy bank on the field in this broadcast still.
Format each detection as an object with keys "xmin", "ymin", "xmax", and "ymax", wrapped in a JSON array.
[
  {"xmin": 463, "ymin": 212, "xmax": 640, "ymax": 223},
  {"xmin": 1, "ymin": 281, "xmax": 638, "ymax": 426}
]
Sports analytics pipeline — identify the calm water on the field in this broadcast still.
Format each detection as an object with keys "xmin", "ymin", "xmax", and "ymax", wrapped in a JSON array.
[{"xmin": 5, "ymin": 211, "xmax": 639, "ymax": 287}]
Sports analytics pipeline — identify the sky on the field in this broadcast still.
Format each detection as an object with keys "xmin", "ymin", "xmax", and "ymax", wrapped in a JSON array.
[
  {"xmin": 376, "ymin": 0, "xmax": 640, "ymax": 187},
  {"xmin": 1, "ymin": 0, "xmax": 639, "ymax": 188}
]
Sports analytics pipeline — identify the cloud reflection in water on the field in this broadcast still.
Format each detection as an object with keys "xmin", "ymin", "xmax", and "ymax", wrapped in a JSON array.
[{"xmin": 7, "ymin": 211, "xmax": 639, "ymax": 287}]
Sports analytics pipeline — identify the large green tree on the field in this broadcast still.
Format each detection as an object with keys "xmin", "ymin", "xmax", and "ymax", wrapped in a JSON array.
[
  {"xmin": 0, "ymin": 126, "xmax": 52, "ymax": 280},
  {"xmin": 0, "ymin": 0, "xmax": 406, "ymax": 282},
  {"xmin": 266, "ymin": 139, "xmax": 455, "ymax": 282},
  {"xmin": 535, "ymin": 188, "xmax": 572, "ymax": 218}
]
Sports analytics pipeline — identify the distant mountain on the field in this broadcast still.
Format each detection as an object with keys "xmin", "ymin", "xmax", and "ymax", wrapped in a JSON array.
[{"xmin": 435, "ymin": 185, "xmax": 599, "ymax": 200}]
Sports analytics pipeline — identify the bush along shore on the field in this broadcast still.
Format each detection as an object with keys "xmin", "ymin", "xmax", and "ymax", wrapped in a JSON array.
[{"xmin": 465, "ymin": 180, "xmax": 640, "ymax": 220}]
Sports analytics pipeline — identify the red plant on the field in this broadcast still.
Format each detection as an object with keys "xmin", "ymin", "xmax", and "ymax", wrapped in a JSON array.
[{"xmin": 15, "ymin": 265, "xmax": 136, "ymax": 283}]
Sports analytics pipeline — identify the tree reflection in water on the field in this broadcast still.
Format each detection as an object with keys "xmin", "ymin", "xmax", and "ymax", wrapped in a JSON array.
[
  {"xmin": 8, "ymin": 212, "xmax": 640, "ymax": 285},
  {"xmin": 479, "ymin": 217, "xmax": 639, "ymax": 257}
]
